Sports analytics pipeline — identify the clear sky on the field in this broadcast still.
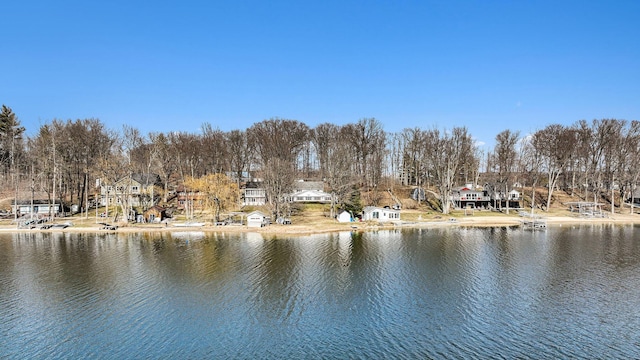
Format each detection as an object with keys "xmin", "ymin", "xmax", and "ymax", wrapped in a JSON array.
[{"xmin": 3, "ymin": 0, "xmax": 639, "ymax": 149}]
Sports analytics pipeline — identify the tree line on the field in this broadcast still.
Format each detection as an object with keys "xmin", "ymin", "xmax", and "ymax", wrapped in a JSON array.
[{"xmin": 1, "ymin": 104, "xmax": 637, "ymax": 217}]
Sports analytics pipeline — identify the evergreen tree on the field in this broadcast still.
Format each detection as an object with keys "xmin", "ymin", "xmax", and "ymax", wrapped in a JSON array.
[
  {"xmin": 0, "ymin": 105, "xmax": 25, "ymax": 177},
  {"xmin": 343, "ymin": 187, "xmax": 363, "ymax": 216}
]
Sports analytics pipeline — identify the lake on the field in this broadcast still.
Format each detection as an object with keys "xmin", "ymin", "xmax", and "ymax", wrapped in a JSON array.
[{"xmin": 2, "ymin": 225, "xmax": 640, "ymax": 359}]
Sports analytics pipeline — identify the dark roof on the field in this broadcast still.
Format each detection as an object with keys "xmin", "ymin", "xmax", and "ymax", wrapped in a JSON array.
[
  {"xmin": 244, "ymin": 181, "xmax": 263, "ymax": 189},
  {"xmin": 293, "ymin": 180, "xmax": 324, "ymax": 191},
  {"xmin": 144, "ymin": 205, "xmax": 166, "ymax": 213},
  {"xmin": 132, "ymin": 173, "xmax": 162, "ymax": 186},
  {"xmin": 14, "ymin": 200, "xmax": 63, "ymax": 205}
]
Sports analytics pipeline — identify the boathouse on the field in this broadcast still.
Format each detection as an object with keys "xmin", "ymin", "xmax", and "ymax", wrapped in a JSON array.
[{"xmin": 246, "ymin": 211, "xmax": 269, "ymax": 228}]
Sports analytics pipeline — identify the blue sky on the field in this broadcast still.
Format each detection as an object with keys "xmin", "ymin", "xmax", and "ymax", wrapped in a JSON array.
[{"xmin": 3, "ymin": 0, "xmax": 639, "ymax": 148}]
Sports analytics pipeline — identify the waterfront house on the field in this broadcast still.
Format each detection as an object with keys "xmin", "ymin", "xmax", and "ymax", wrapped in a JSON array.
[
  {"xmin": 12, "ymin": 199, "xmax": 63, "ymax": 217},
  {"xmin": 450, "ymin": 184, "xmax": 490, "ymax": 209},
  {"xmin": 174, "ymin": 185, "xmax": 203, "ymax": 211},
  {"xmin": 287, "ymin": 180, "xmax": 333, "ymax": 203},
  {"xmin": 484, "ymin": 183, "xmax": 522, "ymax": 209},
  {"xmin": 100, "ymin": 173, "xmax": 161, "ymax": 208},
  {"xmin": 362, "ymin": 206, "xmax": 400, "ymax": 222},
  {"xmin": 288, "ymin": 189, "xmax": 333, "ymax": 203},
  {"xmin": 242, "ymin": 180, "xmax": 267, "ymax": 206}
]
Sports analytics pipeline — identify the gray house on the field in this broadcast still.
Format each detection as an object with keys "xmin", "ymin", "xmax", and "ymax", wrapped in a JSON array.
[{"xmin": 13, "ymin": 200, "xmax": 63, "ymax": 216}]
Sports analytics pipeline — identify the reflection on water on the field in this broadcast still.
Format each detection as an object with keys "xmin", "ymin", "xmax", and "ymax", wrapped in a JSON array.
[{"xmin": 2, "ymin": 226, "xmax": 640, "ymax": 359}]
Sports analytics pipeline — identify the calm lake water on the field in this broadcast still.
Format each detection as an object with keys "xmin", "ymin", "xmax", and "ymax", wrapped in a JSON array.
[{"xmin": 2, "ymin": 225, "xmax": 640, "ymax": 359}]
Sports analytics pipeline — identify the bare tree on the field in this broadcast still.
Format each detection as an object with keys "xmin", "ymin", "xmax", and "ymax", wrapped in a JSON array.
[
  {"xmin": 63, "ymin": 119, "xmax": 113, "ymax": 211},
  {"xmin": 226, "ymin": 129, "xmax": 253, "ymax": 185},
  {"xmin": 249, "ymin": 118, "xmax": 310, "ymax": 164},
  {"xmin": 262, "ymin": 157, "xmax": 296, "ymax": 218},
  {"xmin": 248, "ymin": 118, "xmax": 310, "ymax": 218},
  {"xmin": 311, "ymin": 123, "xmax": 355, "ymax": 217},
  {"xmin": 622, "ymin": 121, "xmax": 640, "ymax": 213},
  {"xmin": 490, "ymin": 129, "xmax": 520, "ymax": 213},
  {"xmin": 601, "ymin": 119, "xmax": 626, "ymax": 213},
  {"xmin": 343, "ymin": 118, "xmax": 385, "ymax": 187},
  {"xmin": 148, "ymin": 132, "xmax": 178, "ymax": 204},
  {"xmin": 170, "ymin": 131, "xmax": 202, "ymax": 181},
  {"xmin": 531, "ymin": 124, "xmax": 576, "ymax": 211},
  {"xmin": 311, "ymin": 123, "xmax": 335, "ymax": 180},
  {"xmin": 26, "ymin": 124, "xmax": 57, "ymax": 216},
  {"xmin": 424, "ymin": 127, "xmax": 476, "ymax": 214},
  {"xmin": 386, "ymin": 132, "xmax": 404, "ymax": 186},
  {"xmin": 519, "ymin": 134, "xmax": 543, "ymax": 213},
  {"xmin": 400, "ymin": 128, "xmax": 426, "ymax": 186},
  {"xmin": 494, "ymin": 130, "xmax": 520, "ymax": 185},
  {"xmin": 201, "ymin": 123, "xmax": 229, "ymax": 174}
]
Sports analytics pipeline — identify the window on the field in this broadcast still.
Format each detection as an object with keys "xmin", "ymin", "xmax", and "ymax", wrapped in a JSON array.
[{"xmin": 373, "ymin": 211, "xmax": 379, "ymax": 219}]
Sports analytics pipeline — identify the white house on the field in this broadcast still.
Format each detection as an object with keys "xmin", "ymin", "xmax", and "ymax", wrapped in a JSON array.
[
  {"xmin": 289, "ymin": 189, "xmax": 333, "ymax": 203},
  {"xmin": 287, "ymin": 180, "xmax": 332, "ymax": 203},
  {"xmin": 246, "ymin": 211, "xmax": 269, "ymax": 228},
  {"xmin": 362, "ymin": 206, "xmax": 400, "ymax": 222},
  {"xmin": 242, "ymin": 181, "xmax": 266, "ymax": 206},
  {"xmin": 336, "ymin": 210, "xmax": 352, "ymax": 223}
]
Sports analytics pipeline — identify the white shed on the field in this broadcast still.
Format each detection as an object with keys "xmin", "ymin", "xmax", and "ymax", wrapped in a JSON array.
[
  {"xmin": 336, "ymin": 210, "xmax": 352, "ymax": 223},
  {"xmin": 246, "ymin": 211, "xmax": 268, "ymax": 228},
  {"xmin": 362, "ymin": 206, "xmax": 400, "ymax": 222}
]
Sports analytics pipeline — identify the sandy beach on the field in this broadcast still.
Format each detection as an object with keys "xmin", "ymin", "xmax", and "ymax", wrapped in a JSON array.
[{"xmin": 2, "ymin": 210, "xmax": 639, "ymax": 236}]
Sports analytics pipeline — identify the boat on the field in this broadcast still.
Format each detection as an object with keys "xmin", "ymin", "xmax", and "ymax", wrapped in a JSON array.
[
  {"xmin": 521, "ymin": 214, "xmax": 547, "ymax": 230},
  {"xmin": 522, "ymin": 219, "xmax": 547, "ymax": 230},
  {"xmin": 99, "ymin": 222, "xmax": 118, "ymax": 230},
  {"xmin": 172, "ymin": 222, "xmax": 206, "ymax": 228},
  {"xmin": 39, "ymin": 222, "xmax": 73, "ymax": 229}
]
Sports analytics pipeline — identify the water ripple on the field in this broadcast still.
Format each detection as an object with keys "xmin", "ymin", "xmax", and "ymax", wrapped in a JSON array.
[{"xmin": 2, "ymin": 226, "xmax": 640, "ymax": 358}]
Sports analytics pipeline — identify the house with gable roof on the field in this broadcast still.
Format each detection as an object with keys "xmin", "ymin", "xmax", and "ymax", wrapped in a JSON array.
[
  {"xmin": 362, "ymin": 206, "xmax": 400, "ymax": 222},
  {"xmin": 287, "ymin": 180, "xmax": 333, "ymax": 203},
  {"xmin": 450, "ymin": 184, "xmax": 490, "ymax": 209},
  {"xmin": 99, "ymin": 173, "xmax": 161, "ymax": 208}
]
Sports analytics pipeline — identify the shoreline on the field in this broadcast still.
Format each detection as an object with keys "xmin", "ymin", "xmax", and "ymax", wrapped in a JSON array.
[{"xmin": 2, "ymin": 213, "xmax": 639, "ymax": 236}]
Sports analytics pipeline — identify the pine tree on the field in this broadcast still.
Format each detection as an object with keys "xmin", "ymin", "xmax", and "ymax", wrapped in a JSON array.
[
  {"xmin": 343, "ymin": 187, "xmax": 363, "ymax": 216},
  {"xmin": 0, "ymin": 105, "xmax": 25, "ymax": 176}
]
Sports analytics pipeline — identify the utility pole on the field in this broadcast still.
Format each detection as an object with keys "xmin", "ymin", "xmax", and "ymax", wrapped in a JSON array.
[
  {"xmin": 14, "ymin": 173, "xmax": 18, "ymax": 227},
  {"xmin": 30, "ymin": 176, "xmax": 34, "ymax": 222}
]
